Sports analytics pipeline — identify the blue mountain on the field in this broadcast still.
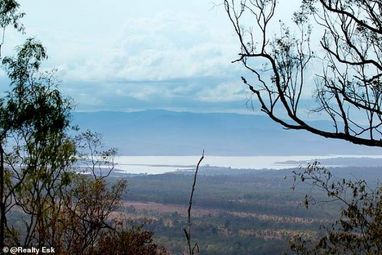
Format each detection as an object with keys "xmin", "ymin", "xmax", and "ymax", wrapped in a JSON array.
[{"xmin": 72, "ymin": 110, "xmax": 380, "ymax": 156}]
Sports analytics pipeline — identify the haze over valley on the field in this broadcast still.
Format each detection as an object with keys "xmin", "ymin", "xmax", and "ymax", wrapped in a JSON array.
[{"xmin": 73, "ymin": 110, "xmax": 381, "ymax": 157}]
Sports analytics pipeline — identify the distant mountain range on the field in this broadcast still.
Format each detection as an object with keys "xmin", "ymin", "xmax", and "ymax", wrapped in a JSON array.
[{"xmin": 72, "ymin": 110, "xmax": 381, "ymax": 156}]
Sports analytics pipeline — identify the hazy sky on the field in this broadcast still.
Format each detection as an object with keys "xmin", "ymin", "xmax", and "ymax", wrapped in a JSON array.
[{"xmin": 2, "ymin": 0, "xmax": 302, "ymax": 112}]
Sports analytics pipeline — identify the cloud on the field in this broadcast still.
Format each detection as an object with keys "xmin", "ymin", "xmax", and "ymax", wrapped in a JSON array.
[
  {"xmin": 47, "ymin": 10, "xmax": 252, "ymax": 111},
  {"xmin": 4, "ymin": 1, "xmax": 258, "ymax": 112},
  {"xmin": 55, "ymin": 11, "xmax": 240, "ymax": 83}
]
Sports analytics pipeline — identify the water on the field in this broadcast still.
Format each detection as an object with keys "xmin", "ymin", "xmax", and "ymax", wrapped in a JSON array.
[{"xmin": 113, "ymin": 155, "xmax": 382, "ymax": 174}]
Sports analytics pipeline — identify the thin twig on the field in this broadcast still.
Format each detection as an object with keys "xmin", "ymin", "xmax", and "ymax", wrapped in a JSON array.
[{"xmin": 184, "ymin": 150, "xmax": 204, "ymax": 255}]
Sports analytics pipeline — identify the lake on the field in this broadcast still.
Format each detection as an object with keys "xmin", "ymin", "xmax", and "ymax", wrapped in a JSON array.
[{"xmin": 113, "ymin": 155, "xmax": 382, "ymax": 174}]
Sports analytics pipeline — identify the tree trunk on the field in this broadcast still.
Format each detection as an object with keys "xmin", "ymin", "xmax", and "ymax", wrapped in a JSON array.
[{"xmin": 0, "ymin": 143, "xmax": 5, "ymax": 248}]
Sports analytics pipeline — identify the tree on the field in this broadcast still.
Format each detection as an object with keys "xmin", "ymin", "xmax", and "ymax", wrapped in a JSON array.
[
  {"xmin": 0, "ymin": 2, "xmax": 168, "ymax": 254},
  {"xmin": 224, "ymin": 0, "xmax": 382, "ymax": 147},
  {"xmin": 0, "ymin": 0, "xmax": 24, "ymax": 57},
  {"xmin": 0, "ymin": 0, "xmax": 25, "ymax": 247},
  {"xmin": 224, "ymin": 0, "xmax": 382, "ymax": 254},
  {"xmin": 289, "ymin": 163, "xmax": 382, "ymax": 254},
  {"xmin": 57, "ymin": 130, "xmax": 127, "ymax": 254},
  {"xmin": 0, "ymin": 39, "xmax": 167, "ymax": 254},
  {"xmin": 0, "ymin": 38, "xmax": 74, "ymax": 247}
]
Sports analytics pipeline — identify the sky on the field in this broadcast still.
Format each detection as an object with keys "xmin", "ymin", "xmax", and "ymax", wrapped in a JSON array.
[{"xmin": 1, "ymin": 0, "xmax": 302, "ymax": 113}]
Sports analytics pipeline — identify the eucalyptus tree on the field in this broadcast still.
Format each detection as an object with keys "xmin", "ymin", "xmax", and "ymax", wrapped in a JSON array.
[
  {"xmin": 224, "ymin": 0, "xmax": 382, "ymax": 146},
  {"xmin": 224, "ymin": 0, "xmax": 382, "ymax": 253},
  {"xmin": 0, "ymin": 0, "xmax": 25, "ymax": 247},
  {"xmin": 0, "ymin": 0, "xmax": 24, "ymax": 57},
  {"xmin": 0, "ymin": 39, "xmax": 164, "ymax": 253},
  {"xmin": 0, "ymin": 1, "xmax": 167, "ymax": 253},
  {"xmin": 1, "ymin": 38, "xmax": 75, "ymax": 247}
]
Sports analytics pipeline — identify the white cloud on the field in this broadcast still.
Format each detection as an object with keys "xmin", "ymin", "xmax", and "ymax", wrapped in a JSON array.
[
  {"xmin": 5, "ymin": 0, "xmax": 310, "ymax": 112},
  {"xmin": 52, "ymin": 11, "xmax": 240, "ymax": 83}
]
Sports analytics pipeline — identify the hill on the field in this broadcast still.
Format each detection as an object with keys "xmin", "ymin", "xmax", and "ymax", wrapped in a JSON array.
[{"xmin": 72, "ymin": 110, "xmax": 380, "ymax": 156}]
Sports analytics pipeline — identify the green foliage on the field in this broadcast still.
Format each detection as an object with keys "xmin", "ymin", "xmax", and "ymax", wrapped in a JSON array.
[
  {"xmin": 0, "ymin": 2, "xmax": 166, "ymax": 254},
  {"xmin": 0, "ymin": 0, "xmax": 24, "ymax": 31},
  {"xmin": 0, "ymin": 39, "xmax": 165, "ymax": 252},
  {"xmin": 289, "ymin": 163, "xmax": 382, "ymax": 255},
  {"xmin": 1, "ymin": 39, "xmax": 70, "ymax": 144},
  {"xmin": 0, "ymin": 39, "xmax": 75, "ymax": 247}
]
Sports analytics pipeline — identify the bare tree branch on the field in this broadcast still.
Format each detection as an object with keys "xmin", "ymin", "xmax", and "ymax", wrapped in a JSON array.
[{"xmin": 184, "ymin": 151, "xmax": 204, "ymax": 255}]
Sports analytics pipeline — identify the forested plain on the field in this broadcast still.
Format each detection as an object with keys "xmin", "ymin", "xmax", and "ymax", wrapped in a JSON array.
[{"xmin": 104, "ymin": 166, "xmax": 382, "ymax": 254}]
